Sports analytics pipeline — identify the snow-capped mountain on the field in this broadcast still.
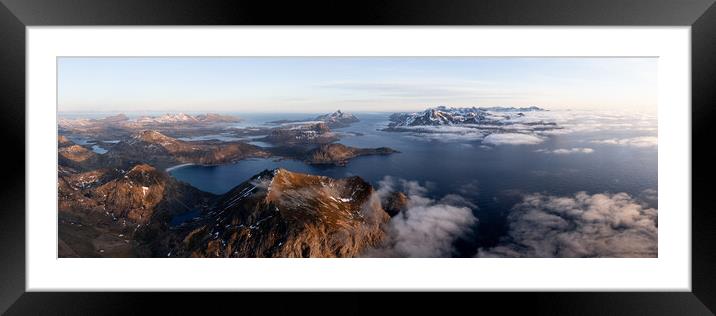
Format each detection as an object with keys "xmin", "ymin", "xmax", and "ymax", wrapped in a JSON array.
[
  {"xmin": 194, "ymin": 113, "xmax": 243, "ymax": 123},
  {"xmin": 268, "ymin": 110, "xmax": 360, "ymax": 128},
  {"xmin": 135, "ymin": 113, "xmax": 242, "ymax": 124},
  {"xmin": 262, "ymin": 122, "xmax": 338, "ymax": 145},
  {"xmin": 387, "ymin": 106, "xmax": 546, "ymax": 127},
  {"xmin": 314, "ymin": 110, "xmax": 360, "ymax": 128},
  {"xmin": 60, "ymin": 113, "xmax": 242, "ymax": 130},
  {"xmin": 58, "ymin": 117, "xmax": 94, "ymax": 129},
  {"xmin": 480, "ymin": 106, "xmax": 544, "ymax": 112},
  {"xmin": 148, "ymin": 113, "xmax": 198, "ymax": 123}
]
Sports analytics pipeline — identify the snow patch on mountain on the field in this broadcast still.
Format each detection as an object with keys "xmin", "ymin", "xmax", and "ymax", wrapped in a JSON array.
[{"xmin": 385, "ymin": 106, "xmax": 557, "ymax": 146}]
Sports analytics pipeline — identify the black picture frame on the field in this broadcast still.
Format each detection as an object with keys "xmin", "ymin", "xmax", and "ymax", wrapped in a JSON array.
[{"xmin": 1, "ymin": 0, "xmax": 714, "ymax": 314}]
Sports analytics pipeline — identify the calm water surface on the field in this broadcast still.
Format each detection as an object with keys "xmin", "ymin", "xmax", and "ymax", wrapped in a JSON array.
[{"xmin": 169, "ymin": 112, "xmax": 658, "ymax": 253}]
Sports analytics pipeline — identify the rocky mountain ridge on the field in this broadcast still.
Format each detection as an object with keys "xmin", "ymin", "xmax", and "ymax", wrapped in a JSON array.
[
  {"xmin": 107, "ymin": 130, "xmax": 270, "ymax": 169},
  {"xmin": 261, "ymin": 122, "xmax": 338, "ymax": 145},
  {"xmin": 268, "ymin": 110, "xmax": 360, "ymax": 129},
  {"xmin": 59, "ymin": 112, "xmax": 242, "ymax": 129},
  {"xmin": 314, "ymin": 110, "xmax": 360, "ymax": 128},
  {"xmin": 305, "ymin": 143, "xmax": 397, "ymax": 166},
  {"xmin": 388, "ymin": 106, "xmax": 547, "ymax": 128},
  {"xmin": 163, "ymin": 169, "xmax": 391, "ymax": 258},
  {"xmin": 57, "ymin": 159, "xmax": 214, "ymax": 257}
]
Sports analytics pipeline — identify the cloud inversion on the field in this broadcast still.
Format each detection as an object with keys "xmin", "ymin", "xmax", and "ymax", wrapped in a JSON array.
[
  {"xmin": 482, "ymin": 133, "xmax": 545, "ymax": 146},
  {"xmin": 536, "ymin": 147, "xmax": 595, "ymax": 154},
  {"xmin": 477, "ymin": 191, "xmax": 657, "ymax": 258},
  {"xmin": 363, "ymin": 176, "xmax": 478, "ymax": 257},
  {"xmin": 591, "ymin": 136, "xmax": 658, "ymax": 148}
]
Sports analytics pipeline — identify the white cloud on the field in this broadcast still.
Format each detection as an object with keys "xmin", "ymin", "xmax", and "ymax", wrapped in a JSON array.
[
  {"xmin": 390, "ymin": 109, "xmax": 658, "ymax": 145},
  {"xmin": 482, "ymin": 133, "xmax": 545, "ymax": 146},
  {"xmin": 477, "ymin": 191, "xmax": 657, "ymax": 258},
  {"xmin": 392, "ymin": 125, "xmax": 486, "ymax": 142},
  {"xmin": 381, "ymin": 108, "xmax": 657, "ymax": 158},
  {"xmin": 536, "ymin": 147, "xmax": 594, "ymax": 154},
  {"xmin": 364, "ymin": 176, "xmax": 477, "ymax": 258},
  {"xmin": 640, "ymin": 188, "xmax": 658, "ymax": 203},
  {"xmin": 318, "ymin": 80, "xmax": 536, "ymax": 100},
  {"xmin": 529, "ymin": 110, "xmax": 658, "ymax": 135},
  {"xmin": 407, "ymin": 132, "xmax": 485, "ymax": 142},
  {"xmin": 591, "ymin": 136, "xmax": 657, "ymax": 148}
]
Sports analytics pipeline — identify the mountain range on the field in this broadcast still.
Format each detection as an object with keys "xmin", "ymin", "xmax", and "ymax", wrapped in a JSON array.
[
  {"xmin": 387, "ymin": 106, "xmax": 546, "ymax": 128},
  {"xmin": 59, "ymin": 140, "xmax": 404, "ymax": 258},
  {"xmin": 59, "ymin": 112, "xmax": 242, "ymax": 129},
  {"xmin": 58, "ymin": 162, "xmax": 213, "ymax": 257}
]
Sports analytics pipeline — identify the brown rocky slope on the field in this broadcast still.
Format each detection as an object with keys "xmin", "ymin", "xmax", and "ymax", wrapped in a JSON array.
[
  {"xmin": 58, "ymin": 162, "xmax": 214, "ymax": 257},
  {"xmin": 105, "ymin": 130, "xmax": 270, "ymax": 169},
  {"xmin": 305, "ymin": 143, "xmax": 397, "ymax": 166},
  {"xmin": 165, "ymin": 169, "xmax": 391, "ymax": 258}
]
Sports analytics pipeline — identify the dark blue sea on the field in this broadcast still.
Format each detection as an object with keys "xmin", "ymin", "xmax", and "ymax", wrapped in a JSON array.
[{"xmin": 168, "ymin": 112, "xmax": 658, "ymax": 254}]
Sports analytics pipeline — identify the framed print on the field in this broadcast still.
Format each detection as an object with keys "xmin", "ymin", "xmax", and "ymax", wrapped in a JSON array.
[{"xmin": 2, "ymin": 0, "xmax": 715, "ymax": 314}]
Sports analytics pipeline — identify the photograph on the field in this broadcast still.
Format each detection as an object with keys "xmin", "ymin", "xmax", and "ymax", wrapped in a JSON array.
[
  {"xmin": 56, "ymin": 57, "xmax": 658, "ymax": 258},
  {"xmin": 3, "ymin": 0, "xmax": 713, "ymax": 312}
]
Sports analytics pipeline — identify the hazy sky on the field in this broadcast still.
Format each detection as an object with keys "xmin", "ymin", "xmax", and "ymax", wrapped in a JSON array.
[{"xmin": 58, "ymin": 57, "xmax": 657, "ymax": 113}]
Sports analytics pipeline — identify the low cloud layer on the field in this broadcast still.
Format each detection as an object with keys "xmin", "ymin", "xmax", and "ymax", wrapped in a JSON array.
[
  {"xmin": 363, "ymin": 176, "xmax": 477, "ymax": 257},
  {"xmin": 477, "ymin": 192, "xmax": 657, "ymax": 258},
  {"xmin": 640, "ymin": 188, "xmax": 658, "ymax": 202},
  {"xmin": 536, "ymin": 147, "xmax": 594, "ymax": 154},
  {"xmin": 591, "ymin": 136, "xmax": 657, "ymax": 148},
  {"xmin": 391, "ymin": 109, "xmax": 657, "ymax": 146},
  {"xmin": 482, "ymin": 133, "xmax": 545, "ymax": 146},
  {"xmin": 528, "ymin": 110, "xmax": 658, "ymax": 135},
  {"xmin": 404, "ymin": 126, "xmax": 486, "ymax": 142}
]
